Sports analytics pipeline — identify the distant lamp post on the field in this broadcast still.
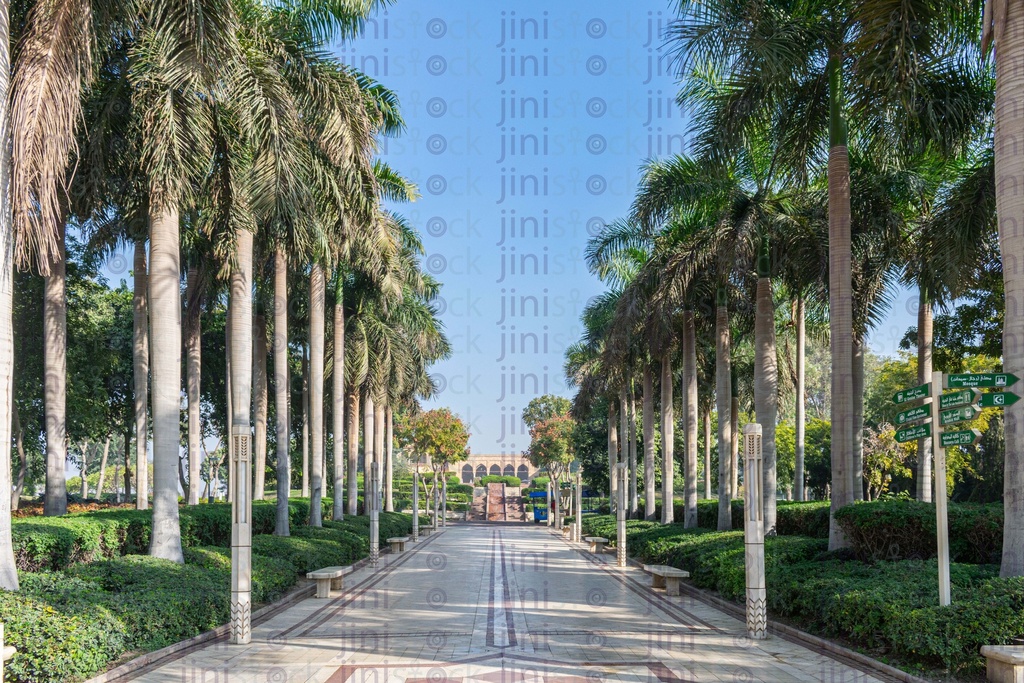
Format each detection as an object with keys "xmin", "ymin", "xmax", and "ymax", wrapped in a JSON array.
[
  {"xmin": 574, "ymin": 470, "xmax": 583, "ymax": 542},
  {"xmin": 412, "ymin": 455, "xmax": 425, "ymax": 542},
  {"xmin": 546, "ymin": 479, "xmax": 552, "ymax": 527},
  {"xmin": 369, "ymin": 461, "xmax": 381, "ymax": 569},
  {"xmin": 616, "ymin": 462, "xmax": 627, "ymax": 568},
  {"xmin": 743, "ymin": 423, "xmax": 767, "ymax": 640}
]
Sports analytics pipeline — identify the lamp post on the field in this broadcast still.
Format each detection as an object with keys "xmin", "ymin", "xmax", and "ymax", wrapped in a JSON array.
[
  {"xmin": 230, "ymin": 424, "xmax": 252, "ymax": 644},
  {"xmin": 615, "ymin": 463, "xmax": 627, "ymax": 565},
  {"xmin": 574, "ymin": 470, "xmax": 583, "ymax": 542},
  {"xmin": 442, "ymin": 472, "xmax": 448, "ymax": 528},
  {"xmin": 546, "ymin": 479, "xmax": 552, "ymax": 527},
  {"xmin": 412, "ymin": 457, "xmax": 420, "ymax": 542},
  {"xmin": 369, "ymin": 461, "xmax": 380, "ymax": 569},
  {"xmin": 743, "ymin": 423, "xmax": 767, "ymax": 640}
]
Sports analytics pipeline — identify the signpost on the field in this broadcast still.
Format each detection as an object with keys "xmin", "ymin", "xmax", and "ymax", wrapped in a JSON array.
[
  {"xmin": 895, "ymin": 405, "xmax": 930, "ymax": 425},
  {"xmin": 941, "ymin": 429, "xmax": 983, "ymax": 448},
  {"xmin": 945, "ymin": 373, "xmax": 1020, "ymax": 388},
  {"xmin": 939, "ymin": 389, "xmax": 980, "ymax": 410},
  {"xmin": 895, "ymin": 423, "xmax": 931, "ymax": 443},
  {"xmin": 979, "ymin": 392, "xmax": 1021, "ymax": 408},
  {"xmin": 939, "ymin": 406, "xmax": 979, "ymax": 427},
  {"xmin": 893, "ymin": 383, "xmax": 930, "ymax": 404}
]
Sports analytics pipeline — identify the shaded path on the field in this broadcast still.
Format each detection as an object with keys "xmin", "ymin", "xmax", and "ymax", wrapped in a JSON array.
[{"xmin": 127, "ymin": 524, "xmax": 893, "ymax": 683}]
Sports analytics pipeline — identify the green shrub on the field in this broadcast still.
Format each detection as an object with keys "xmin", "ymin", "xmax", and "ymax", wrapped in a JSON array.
[
  {"xmin": 479, "ymin": 475, "xmax": 522, "ymax": 487},
  {"xmin": 776, "ymin": 501, "xmax": 832, "ymax": 538},
  {"xmin": 184, "ymin": 546, "xmax": 298, "ymax": 604},
  {"xmin": 251, "ymin": 534, "xmax": 353, "ymax": 574}
]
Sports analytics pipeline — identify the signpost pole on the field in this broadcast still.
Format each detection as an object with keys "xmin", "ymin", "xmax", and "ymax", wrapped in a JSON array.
[{"xmin": 930, "ymin": 371, "xmax": 950, "ymax": 606}]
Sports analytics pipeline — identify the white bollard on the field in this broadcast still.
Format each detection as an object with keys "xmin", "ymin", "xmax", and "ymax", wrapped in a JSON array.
[{"xmin": 743, "ymin": 423, "xmax": 767, "ymax": 640}]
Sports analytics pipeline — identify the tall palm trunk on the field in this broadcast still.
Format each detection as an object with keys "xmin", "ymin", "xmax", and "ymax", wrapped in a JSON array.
[
  {"xmin": 309, "ymin": 265, "xmax": 325, "ymax": 527},
  {"xmin": 618, "ymin": 386, "xmax": 628, "ymax": 514},
  {"xmin": 12, "ymin": 404, "xmax": 26, "ymax": 509},
  {"xmin": 716, "ymin": 294, "xmax": 733, "ymax": 531},
  {"xmin": 300, "ymin": 345, "xmax": 309, "ymax": 497},
  {"xmin": 916, "ymin": 287, "xmax": 933, "ymax": 502},
  {"xmin": 827, "ymin": 54, "xmax": 854, "ymax": 550},
  {"xmin": 97, "ymin": 437, "xmax": 110, "ymax": 499},
  {"xmin": 78, "ymin": 442, "xmax": 88, "ymax": 498},
  {"xmin": 703, "ymin": 408, "xmax": 712, "ymax": 500},
  {"xmin": 148, "ymin": 203, "xmax": 184, "ymax": 563},
  {"xmin": 642, "ymin": 364, "xmax": 655, "ymax": 520},
  {"xmin": 628, "ymin": 389, "xmax": 638, "ymax": 516},
  {"xmin": 253, "ymin": 313, "xmax": 268, "ymax": 501},
  {"xmin": 228, "ymin": 228, "xmax": 254, "ymax": 644},
  {"xmin": 332, "ymin": 288, "xmax": 345, "ymax": 520},
  {"xmin": 607, "ymin": 400, "xmax": 618, "ymax": 507},
  {"xmin": 660, "ymin": 355, "xmax": 674, "ymax": 524},
  {"xmin": 43, "ymin": 234, "xmax": 66, "ymax": 515},
  {"xmin": 683, "ymin": 310, "xmax": 698, "ymax": 527},
  {"xmin": 385, "ymin": 406, "xmax": 394, "ymax": 512},
  {"xmin": 273, "ymin": 246, "xmax": 290, "ymax": 536},
  {"xmin": 185, "ymin": 265, "xmax": 203, "ymax": 506},
  {"xmin": 0, "ymin": 52, "xmax": 19, "ymax": 585},
  {"xmin": 996, "ymin": 4, "xmax": 1024, "ymax": 576},
  {"xmin": 754, "ymin": 270, "xmax": 779, "ymax": 533},
  {"xmin": 852, "ymin": 337, "xmax": 865, "ymax": 501},
  {"xmin": 346, "ymin": 388, "xmax": 359, "ymax": 516},
  {"xmin": 363, "ymin": 392, "xmax": 375, "ymax": 509},
  {"xmin": 609, "ymin": 394, "xmax": 620, "ymax": 508},
  {"xmin": 795, "ymin": 296, "xmax": 806, "ymax": 501},
  {"xmin": 133, "ymin": 240, "xmax": 149, "ymax": 509}
]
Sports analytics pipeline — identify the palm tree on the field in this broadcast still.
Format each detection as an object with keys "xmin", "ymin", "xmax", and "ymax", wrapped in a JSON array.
[
  {"xmin": 308, "ymin": 263, "xmax": 325, "ymax": 526},
  {"xmin": 133, "ymin": 240, "xmax": 149, "ymax": 509},
  {"xmin": 43, "ymin": 234, "xmax": 67, "ymax": 515}
]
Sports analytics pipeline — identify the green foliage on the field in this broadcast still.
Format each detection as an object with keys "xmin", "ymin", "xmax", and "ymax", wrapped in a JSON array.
[
  {"xmin": 522, "ymin": 394, "xmax": 571, "ymax": 429},
  {"xmin": 403, "ymin": 408, "xmax": 470, "ymax": 473},
  {"xmin": 479, "ymin": 475, "xmax": 521, "ymax": 487}
]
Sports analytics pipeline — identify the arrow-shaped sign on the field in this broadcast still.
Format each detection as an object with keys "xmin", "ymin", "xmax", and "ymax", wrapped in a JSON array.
[
  {"xmin": 939, "ymin": 389, "xmax": 980, "ymax": 410},
  {"xmin": 893, "ymin": 383, "xmax": 930, "ymax": 404},
  {"xmin": 939, "ymin": 406, "xmax": 979, "ymax": 426},
  {"xmin": 978, "ymin": 392, "xmax": 1021, "ymax": 408},
  {"xmin": 946, "ymin": 373, "xmax": 1021, "ymax": 389},
  {"xmin": 941, "ymin": 429, "xmax": 983, "ymax": 448},
  {"xmin": 895, "ymin": 405, "xmax": 930, "ymax": 425},
  {"xmin": 896, "ymin": 423, "xmax": 931, "ymax": 443}
]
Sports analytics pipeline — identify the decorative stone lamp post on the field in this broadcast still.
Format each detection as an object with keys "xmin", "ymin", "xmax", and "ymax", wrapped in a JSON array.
[
  {"xmin": 442, "ymin": 473, "xmax": 448, "ymax": 528},
  {"xmin": 412, "ymin": 455, "xmax": 424, "ymax": 542},
  {"xmin": 230, "ymin": 424, "xmax": 252, "ymax": 644},
  {"xmin": 546, "ymin": 479, "xmax": 552, "ymax": 527},
  {"xmin": 369, "ymin": 461, "xmax": 381, "ymax": 568},
  {"xmin": 574, "ymin": 470, "xmax": 583, "ymax": 542},
  {"xmin": 616, "ymin": 462, "xmax": 627, "ymax": 568},
  {"xmin": 742, "ymin": 423, "xmax": 767, "ymax": 640}
]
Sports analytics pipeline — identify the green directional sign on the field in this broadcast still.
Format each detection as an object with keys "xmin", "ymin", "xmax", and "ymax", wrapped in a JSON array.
[
  {"xmin": 941, "ymin": 429, "xmax": 983, "ymax": 448},
  {"xmin": 895, "ymin": 423, "xmax": 931, "ymax": 443},
  {"xmin": 895, "ymin": 405, "xmax": 930, "ymax": 425},
  {"xmin": 939, "ymin": 406, "xmax": 979, "ymax": 426},
  {"xmin": 978, "ymin": 392, "xmax": 1022, "ymax": 408},
  {"xmin": 946, "ymin": 373, "xmax": 1021, "ymax": 389},
  {"xmin": 939, "ymin": 389, "xmax": 980, "ymax": 410},
  {"xmin": 893, "ymin": 383, "xmax": 930, "ymax": 404}
]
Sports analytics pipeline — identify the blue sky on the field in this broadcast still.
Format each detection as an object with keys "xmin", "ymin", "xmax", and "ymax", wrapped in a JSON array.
[{"xmin": 322, "ymin": 0, "xmax": 916, "ymax": 452}]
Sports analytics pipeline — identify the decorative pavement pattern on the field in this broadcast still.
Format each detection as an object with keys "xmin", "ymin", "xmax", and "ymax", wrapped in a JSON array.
[{"xmin": 127, "ymin": 524, "xmax": 894, "ymax": 683}]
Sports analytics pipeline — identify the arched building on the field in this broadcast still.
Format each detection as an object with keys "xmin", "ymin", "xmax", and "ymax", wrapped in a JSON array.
[{"xmin": 459, "ymin": 453, "xmax": 538, "ymax": 485}]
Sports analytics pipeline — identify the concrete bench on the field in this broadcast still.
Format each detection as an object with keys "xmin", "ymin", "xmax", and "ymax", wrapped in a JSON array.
[
  {"xmin": 584, "ymin": 536, "xmax": 609, "ymax": 553},
  {"xmin": 388, "ymin": 536, "xmax": 410, "ymax": 553},
  {"xmin": 306, "ymin": 565, "xmax": 354, "ymax": 599},
  {"xmin": 643, "ymin": 564, "xmax": 691, "ymax": 597},
  {"xmin": 981, "ymin": 645, "xmax": 1024, "ymax": 682},
  {"xmin": 420, "ymin": 527, "xmax": 432, "ymax": 537}
]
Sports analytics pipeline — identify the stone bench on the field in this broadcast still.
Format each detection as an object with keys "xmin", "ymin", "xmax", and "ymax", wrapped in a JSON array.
[
  {"xmin": 981, "ymin": 645, "xmax": 1024, "ymax": 682},
  {"xmin": 584, "ymin": 536, "xmax": 609, "ymax": 553},
  {"xmin": 388, "ymin": 536, "xmax": 410, "ymax": 553},
  {"xmin": 420, "ymin": 527, "xmax": 432, "ymax": 537},
  {"xmin": 306, "ymin": 565, "xmax": 354, "ymax": 599},
  {"xmin": 643, "ymin": 564, "xmax": 691, "ymax": 597}
]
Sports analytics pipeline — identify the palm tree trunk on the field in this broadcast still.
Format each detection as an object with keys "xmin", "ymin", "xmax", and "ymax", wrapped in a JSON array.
[
  {"xmin": 308, "ymin": 265, "xmax": 325, "ymax": 527},
  {"xmin": 43, "ymin": 234, "xmax": 66, "ymax": 515},
  {"xmin": 795, "ymin": 296, "xmax": 806, "ymax": 501},
  {"xmin": 228, "ymin": 227, "xmax": 254, "ymax": 644},
  {"xmin": 185, "ymin": 265, "xmax": 202, "ymax": 506},
  {"xmin": 97, "ymin": 436, "xmax": 110, "ymax": 499},
  {"xmin": 273, "ymin": 246, "xmax": 290, "ymax": 536},
  {"xmin": 123, "ymin": 427, "xmax": 131, "ymax": 500},
  {"xmin": 852, "ymin": 336, "xmax": 865, "ymax": 501},
  {"xmin": 0, "ymin": 65, "xmax": 19, "ymax": 585},
  {"xmin": 642, "ymin": 364, "xmax": 655, "ymax": 520},
  {"xmin": 716, "ymin": 296, "xmax": 733, "ymax": 531},
  {"xmin": 660, "ymin": 355, "xmax": 674, "ymax": 524},
  {"xmin": 12, "ymin": 403, "xmax": 26, "ymax": 509},
  {"xmin": 607, "ymin": 400, "xmax": 618, "ymax": 508},
  {"xmin": 347, "ymin": 388, "xmax": 359, "ymax": 516},
  {"xmin": 385, "ymin": 406, "xmax": 394, "ymax": 512},
  {"xmin": 703, "ymin": 408, "xmax": 712, "ymax": 500},
  {"xmin": 133, "ymin": 239, "xmax": 149, "ymax": 510},
  {"xmin": 755, "ymin": 271, "xmax": 779, "ymax": 533},
  {"xmin": 617, "ymin": 386, "xmax": 627, "ymax": 514},
  {"xmin": 916, "ymin": 287, "xmax": 933, "ymax": 502},
  {"xmin": 253, "ymin": 313, "xmax": 268, "ymax": 502},
  {"xmin": 363, "ymin": 392, "xmax": 375, "ymax": 510},
  {"xmin": 628, "ymin": 388, "xmax": 638, "ymax": 516},
  {"xmin": 827, "ymin": 53, "xmax": 854, "ymax": 550},
  {"xmin": 683, "ymin": 310, "xmax": 698, "ymax": 527},
  {"xmin": 148, "ymin": 203, "xmax": 184, "ymax": 563},
  {"xmin": 332, "ymin": 292, "xmax": 345, "ymax": 520},
  {"xmin": 79, "ymin": 442, "xmax": 88, "ymax": 498},
  {"xmin": 301, "ymin": 345, "xmax": 309, "ymax": 498}
]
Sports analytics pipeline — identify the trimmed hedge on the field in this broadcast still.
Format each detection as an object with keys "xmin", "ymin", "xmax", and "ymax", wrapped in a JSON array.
[
  {"xmin": 651, "ymin": 500, "xmax": 831, "ymax": 539},
  {"xmin": 835, "ymin": 499, "xmax": 1003, "ymax": 564},
  {"xmin": 480, "ymin": 475, "xmax": 522, "ymax": 487},
  {"xmin": 581, "ymin": 514, "xmax": 1023, "ymax": 674}
]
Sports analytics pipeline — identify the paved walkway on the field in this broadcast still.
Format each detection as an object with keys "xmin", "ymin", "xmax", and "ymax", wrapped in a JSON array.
[{"xmin": 130, "ymin": 524, "xmax": 892, "ymax": 683}]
